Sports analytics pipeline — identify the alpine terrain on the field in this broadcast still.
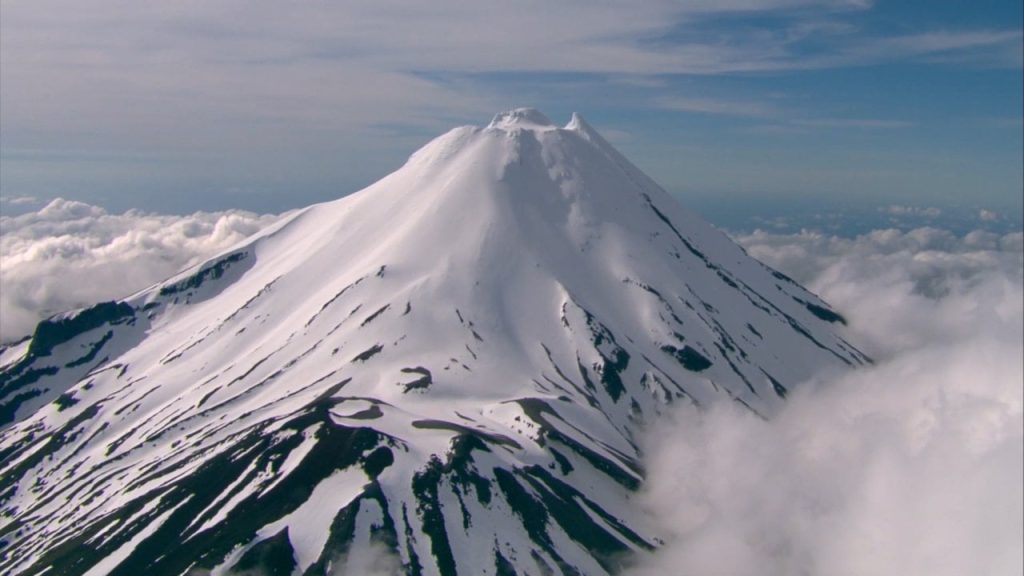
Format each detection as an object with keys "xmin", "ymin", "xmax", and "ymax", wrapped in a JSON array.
[{"xmin": 0, "ymin": 109, "xmax": 868, "ymax": 575}]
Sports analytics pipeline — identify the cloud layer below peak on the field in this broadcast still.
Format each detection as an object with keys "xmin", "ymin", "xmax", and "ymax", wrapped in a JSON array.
[
  {"xmin": 0, "ymin": 199, "xmax": 280, "ymax": 342},
  {"xmin": 0, "ymin": 201, "xmax": 1020, "ymax": 576},
  {"xmin": 628, "ymin": 225, "xmax": 1023, "ymax": 576}
]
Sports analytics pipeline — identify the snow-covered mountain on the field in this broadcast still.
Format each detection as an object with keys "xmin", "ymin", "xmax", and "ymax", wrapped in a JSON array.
[{"xmin": 0, "ymin": 109, "xmax": 867, "ymax": 575}]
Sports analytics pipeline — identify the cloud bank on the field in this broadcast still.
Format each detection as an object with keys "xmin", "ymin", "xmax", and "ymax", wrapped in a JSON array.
[
  {"xmin": 0, "ymin": 199, "xmax": 280, "ymax": 342},
  {"xmin": 630, "ymin": 227, "xmax": 1023, "ymax": 575}
]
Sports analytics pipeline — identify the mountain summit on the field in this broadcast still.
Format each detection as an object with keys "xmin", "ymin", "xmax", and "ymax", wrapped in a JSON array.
[{"xmin": 0, "ymin": 109, "xmax": 867, "ymax": 575}]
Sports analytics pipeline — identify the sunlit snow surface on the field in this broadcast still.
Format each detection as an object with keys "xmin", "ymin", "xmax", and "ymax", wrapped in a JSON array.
[{"xmin": 0, "ymin": 110, "xmax": 866, "ymax": 575}]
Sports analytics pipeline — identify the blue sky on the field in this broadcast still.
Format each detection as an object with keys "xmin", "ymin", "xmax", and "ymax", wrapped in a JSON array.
[{"xmin": 1, "ymin": 0, "xmax": 1021, "ymax": 228}]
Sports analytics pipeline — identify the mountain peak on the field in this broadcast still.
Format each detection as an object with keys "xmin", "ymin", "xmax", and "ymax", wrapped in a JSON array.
[
  {"xmin": 564, "ymin": 111, "xmax": 588, "ymax": 131},
  {"xmin": 487, "ymin": 107, "xmax": 555, "ymax": 130},
  {"xmin": 0, "ymin": 109, "xmax": 869, "ymax": 576}
]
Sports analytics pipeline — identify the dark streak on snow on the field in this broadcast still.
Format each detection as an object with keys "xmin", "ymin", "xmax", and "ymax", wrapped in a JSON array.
[
  {"xmin": 359, "ymin": 305, "xmax": 391, "ymax": 328},
  {"xmin": 399, "ymin": 367, "xmax": 433, "ymax": 393},
  {"xmin": 351, "ymin": 344, "xmax": 384, "ymax": 363}
]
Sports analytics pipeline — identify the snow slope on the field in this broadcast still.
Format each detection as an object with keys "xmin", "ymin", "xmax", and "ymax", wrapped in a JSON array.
[{"xmin": 0, "ymin": 109, "xmax": 867, "ymax": 575}]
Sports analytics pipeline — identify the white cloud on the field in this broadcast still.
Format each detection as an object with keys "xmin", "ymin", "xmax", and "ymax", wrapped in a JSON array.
[
  {"xmin": 0, "ymin": 198, "xmax": 280, "ymax": 342},
  {"xmin": 0, "ymin": 196, "xmax": 39, "ymax": 207},
  {"xmin": 630, "ymin": 226, "xmax": 1023, "ymax": 576},
  {"xmin": 329, "ymin": 541, "xmax": 403, "ymax": 576},
  {"xmin": 881, "ymin": 204, "xmax": 942, "ymax": 217},
  {"xmin": 980, "ymin": 209, "xmax": 1001, "ymax": 222},
  {"xmin": 738, "ymin": 227, "xmax": 1022, "ymax": 356}
]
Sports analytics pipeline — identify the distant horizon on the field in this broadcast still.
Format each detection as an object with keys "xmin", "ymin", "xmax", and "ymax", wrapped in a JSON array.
[
  {"xmin": 2, "ymin": 179, "xmax": 1020, "ymax": 239},
  {"xmin": 2, "ymin": 106, "xmax": 1021, "ymax": 236},
  {"xmin": 2, "ymin": 107, "xmax": 1023, "ymax": 220}
]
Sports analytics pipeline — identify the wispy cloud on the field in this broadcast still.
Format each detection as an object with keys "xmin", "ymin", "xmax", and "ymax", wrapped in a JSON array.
[
  {"xmin": 1, "ymin": 0, "xmax": 1019, "ymax": 211},
  {"xmin": 0, "ymin": 196, "xmax": 39, "ymax": 207},
  {"xmin": 656, "ymin": 94, "xmax": 913, "ymax": 130},
  {"xmin": 880, "ymin": 204, "xmax": 942, "ymax": 217},
  {"xmin": 2, "ymin": 1, "xmax": 1018, "ymax": 142},
  {"xmin": 878, "ymin": 29, "xmax": 1024, "ymax": 60},
  {"xmin": 655, "ymin": 96, "xmax": 779, "ymax": 117},
  {"xmin": 983, "ymin": 116, "xmax": 1024, "ymax": 128},
  {"xmin": 793, "ymin": 118, "xmax": 914, "ymax": 129}
]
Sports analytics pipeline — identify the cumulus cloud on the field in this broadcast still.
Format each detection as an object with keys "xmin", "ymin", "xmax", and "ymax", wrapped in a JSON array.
[
  {"xmin": 0, "ymin": 198, "xmax": 280, "ymax": 342},
  {"xmin": 630, "ymin": 227, "xmax": 1023, "ymax": 575},
  {"xmin": 738, "ymin": 227, "xmax": 1022, "ymax": 357},
  {"xmin": 980, "ymin": 209, "xmax": 1001, "ymax": 222}
]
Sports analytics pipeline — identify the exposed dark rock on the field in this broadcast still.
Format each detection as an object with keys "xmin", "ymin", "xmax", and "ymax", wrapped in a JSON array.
[
  {"xmin": 158, "ymin": 252, "xmax": 248, "ymax": 297},
  {"xmin": 803, "ymin": 301, "xmax": 847, "ymax": 325},
  {"xmin": 400, "ymin": 367, "xmax": 433, "ymax": 392},
  {"xmin": 351, "ymin": 344, "xmax": 384, "ymax": 363},
  {"xmin": 28, "ymin": 302, "xmax": 134, "ymax": 358},
  {"xmin": 660, "ymin": 344, "xmax": 713, "ymax": 372}
]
